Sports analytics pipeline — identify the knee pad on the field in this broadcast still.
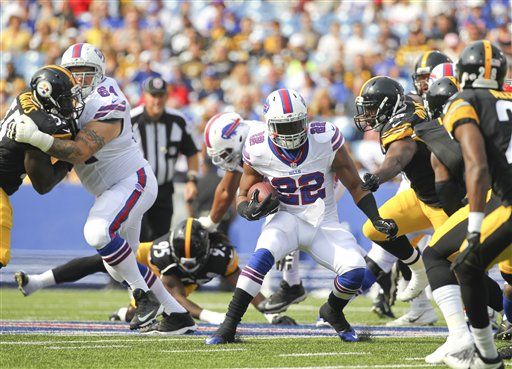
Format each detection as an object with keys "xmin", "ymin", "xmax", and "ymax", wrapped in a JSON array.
[
  {"xmin": 247, "ymin": 248, "xmax": 275, "ymax": 276},
  {"xmin": 84, "ymin": 218, "xmax": 111, "ymax": 249}
]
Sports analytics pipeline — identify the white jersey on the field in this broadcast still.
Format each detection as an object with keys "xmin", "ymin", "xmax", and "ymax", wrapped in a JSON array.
[
  {"xmin": 243, "ymin": 121, "xmax": 344, "ymax": 224},
  {"xmin": 74, "ymin": 77, "xmax": 148, "ymax": 196}
]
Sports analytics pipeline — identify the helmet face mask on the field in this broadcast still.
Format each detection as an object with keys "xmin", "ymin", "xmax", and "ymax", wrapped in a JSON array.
[
  {"xmin": 170, "ymin": 218, "xmax": 211, "ymax": 274},
  {"xmin": 354, "ymin": 96, "xmax": 386, "ymax": 132},
  {"xmin": 264, "ymin": 89, "xmax": 308, "ymax": 150}
]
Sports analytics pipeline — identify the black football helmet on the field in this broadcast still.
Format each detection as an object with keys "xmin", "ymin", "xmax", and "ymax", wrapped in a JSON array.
[
  {"xmin": 30, "ymin": 65, "xmax": 83, "ymax": 121},
  {"xmin": 457, "ymin": 40, "xmax": 507, "ymax": 90},
  {"xmin": 412, "ymin": 51, "xmax": 452, "ymax": 96},
  {"xmin": 354, "ymin": 76, "xmax": 405, "ymax": 132},
  {"xmin": 426, "ymin": 76, "xmax": 460, "ymax": 119},
  {"xmin": 170, "ymin": 218, "xmax": 210, "ymax": 274}
]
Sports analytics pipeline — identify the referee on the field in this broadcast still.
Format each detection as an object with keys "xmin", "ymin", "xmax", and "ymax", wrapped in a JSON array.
[{"xmin": 132, "ymin": 76, "xmax": 199, "ymax": 242}]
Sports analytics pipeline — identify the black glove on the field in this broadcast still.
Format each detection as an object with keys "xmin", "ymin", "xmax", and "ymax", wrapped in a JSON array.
[
  {"xmin": 372, "ymin": 218, "xmax": 398, "ymax": 240},
  {"xmin": 451, "ymin": 232, "xmax": 480, "ymax": 271},
  {"xmin": 238, "ymin": 190, "xmax": 279, "ymax": 221},
  {"xmin": 271, "ymin": 315, "xmax": 298, "ymax": 325},
  {"xmin": 362, "ymin": 173, "xmax": 380, "ymax": 192}
]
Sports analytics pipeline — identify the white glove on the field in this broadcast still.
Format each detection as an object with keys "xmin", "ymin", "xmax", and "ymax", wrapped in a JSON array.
[
  {"xmin": 199, "ymin": 309, "xmax": 226, "ymax": 324},
  {"xmin": 197, "ymin": 215, "xmax": 219, "ymax": 232},
  {"xmin": 264, "ymin": 313, "xmax": 279, "ymax": 323},
  {"xmin": 7, "ymin": 114, "xmax": 54, "ymax": 152}
]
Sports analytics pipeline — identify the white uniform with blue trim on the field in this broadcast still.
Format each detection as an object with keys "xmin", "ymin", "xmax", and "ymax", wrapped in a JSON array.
[
  {"xmin": 242, "ymin": 121, "xmax": 365, "ymax": 275},
  {"xmin": 77, "ymin": 77, "xmax": 157, "ymax": 253}
]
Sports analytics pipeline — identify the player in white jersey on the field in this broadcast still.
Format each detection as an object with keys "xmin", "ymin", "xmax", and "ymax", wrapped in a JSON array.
[
  {"xmin": 206, "ymin": 88, "xmax": 398, "ymax": 344},
  {"xmin": 8, "ymin": 43, "xmax": 196, "ymax": 333}
]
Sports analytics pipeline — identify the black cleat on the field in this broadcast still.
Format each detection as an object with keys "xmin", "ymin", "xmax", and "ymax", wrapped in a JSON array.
[
  {"xmin": 371, "ymin": 292, "xmax": 395, "ymax": 319},
  {"xmin": 141, "ymin": 312, "xmax": 197, "ymax": 335},
  {"xmin": 14, "ymin": 271, "xmax": 30, "ymax": 296},
  {"xmin": 129, "ymin": 289, "xmax": 163, "ymax": 330},
  {"xmin": 319, "ymin": 302, "xmax": 357, "ymax": 342},
  {"xmin": 498, "ymin": 346, "xmax": 512, "ymax": 360},
  {"xmin": 258, "ymin": 281, "xmax": 307, "ymax": 314}
]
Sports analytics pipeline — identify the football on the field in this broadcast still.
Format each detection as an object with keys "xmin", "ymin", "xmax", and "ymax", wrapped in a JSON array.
[{"xmin": 247, "ymin": 181, "xmax": 278, "ymax": 202}]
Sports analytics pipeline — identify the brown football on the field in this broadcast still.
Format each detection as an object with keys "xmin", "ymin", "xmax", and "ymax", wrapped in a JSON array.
[{"xmin": 247, "ymin": 182, "xmax": 278, "ymax": 202}]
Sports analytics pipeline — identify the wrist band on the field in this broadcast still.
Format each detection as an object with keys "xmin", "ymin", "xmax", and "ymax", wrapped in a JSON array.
[{"xmin": 468, "ymin": 212, "xmax": 484, "ymax": 233}]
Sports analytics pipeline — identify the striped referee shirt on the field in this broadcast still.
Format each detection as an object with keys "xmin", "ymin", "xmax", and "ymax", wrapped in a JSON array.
[{"xmin": 131, "ymin": 106, "xmax": 198, "ymax": 186}]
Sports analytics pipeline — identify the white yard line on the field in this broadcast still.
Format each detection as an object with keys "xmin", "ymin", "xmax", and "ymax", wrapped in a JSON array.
[
  {"xmin": 278, "ymin": 352, "xmax": 370, "ymax": 357},
  {"xmin": 47, "ymin": 344, "xmax": 129, "ymax": 350},
  {"xmin": 225, "ymin": 365, "xmax": 443, "ymax": 369},
  {"xmin": 161, "ymin": 348, "xmax": 247, "ymax": 353},
  {"xmin": 404, "ymin": 358, "xmax": 426, "ymax": 361}
]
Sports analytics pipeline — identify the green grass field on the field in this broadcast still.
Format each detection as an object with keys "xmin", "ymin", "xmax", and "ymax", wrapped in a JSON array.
[{"xmin": 0, "ymin": 288, "xmax": 509, "ymax": 369}]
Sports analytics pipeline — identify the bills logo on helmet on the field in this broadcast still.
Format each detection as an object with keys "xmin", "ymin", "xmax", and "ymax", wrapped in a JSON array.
[
  {"xmin": 94, "ymin": 48, "xmax": 105, "ymax": 62},
  {"xmin": 221, "ymin": 118, "xmax": 241, "ymax": 139},
  {"xmin": 263, "ymin": 100, "xmax": 270, "ymax": 114},
  {"xmin": 37, "ymin": 80, "xmax": 52, "ymax": 97}
]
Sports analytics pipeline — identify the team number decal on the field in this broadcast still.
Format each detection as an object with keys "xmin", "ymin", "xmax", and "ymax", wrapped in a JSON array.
[{"xmin": 271, "ymin": 171, "xmax": 326, "ymax": 205}]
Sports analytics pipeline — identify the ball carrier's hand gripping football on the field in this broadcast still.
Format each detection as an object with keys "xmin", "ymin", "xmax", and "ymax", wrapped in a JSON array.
[{"xmin": 237, "ymin": 183, "xmax": 279, "ymax": 221}]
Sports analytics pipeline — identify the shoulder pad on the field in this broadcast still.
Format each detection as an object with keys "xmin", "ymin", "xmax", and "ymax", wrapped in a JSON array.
[
  {"xmin": 309, "ymin": 121, "xmax": 338, "ymax": 143},
  {"xmin": 244, "ymin": 128, "xmax": 267, "ymax": 157}
]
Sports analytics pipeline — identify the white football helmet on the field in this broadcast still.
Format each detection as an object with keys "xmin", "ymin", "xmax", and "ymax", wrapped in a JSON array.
[
  {"xmin": 61, "ymin": 43, "xmax": 106, "ymax": 98},
  {"xmin": 204, "ymin": 112, "xmax": 250, "ymax": 172},
  {"xmin": 264, "ymin": 88, "xmax": 308, "ymax": 150},
  {"xmin": 428, "ymin": 63, "xmax": 456, "ymax": 88}
]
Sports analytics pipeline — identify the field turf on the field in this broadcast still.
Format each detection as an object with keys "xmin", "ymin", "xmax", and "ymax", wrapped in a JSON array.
[{"xmin": 0, "ymin": 288, "xmax": 509, "ymax": 368}]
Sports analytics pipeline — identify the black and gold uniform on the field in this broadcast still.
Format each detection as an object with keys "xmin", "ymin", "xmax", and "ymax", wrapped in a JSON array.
[
  {"xmin": 0, "ymin": 89, "xmax": 74, "ymax": 267},
  {"xmin": 362, "ymin": 94, "xmax": 449, "ymax": 242},
  {"xmin": 136, "ymin": 231, "xmax": 239, "ymax": 296}
]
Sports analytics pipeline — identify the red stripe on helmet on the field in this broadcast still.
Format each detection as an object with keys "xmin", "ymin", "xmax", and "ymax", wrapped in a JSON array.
[
  {"xmin": 204, "ymin": 112, "xmax": 226, "ymax": 148},
  {"xmin": 278, "ymin": 89, "xmax": 293, "ymax": 114},
  {"xmin": 72, "ymin": 43, "xmax": 84, "ymax": 58}
]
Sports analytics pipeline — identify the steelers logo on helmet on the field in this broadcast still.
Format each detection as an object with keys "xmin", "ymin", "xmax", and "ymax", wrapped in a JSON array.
[{"xmin": 36, "ymin": 80, "xmax": 53, "ymax": 98}]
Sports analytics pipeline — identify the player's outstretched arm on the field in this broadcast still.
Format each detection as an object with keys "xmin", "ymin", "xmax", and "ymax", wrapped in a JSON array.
[
  {"xmin": 200, "ymin": 171, "xmax": 243, "ymax": 230},
  {"xmin": 332, "ymin": 145, "xmax": 398, "ymax": 239},
  {"xmin": 24, "ymin": 149, "xmax": 71, "ymax": 194},
  {"xmin": 371, "ymin": 138, "xmax": 417, "ymax": 186},
  {"xmin": 160, "ymin": 274, "xmax": 203, "ymax": 318}
]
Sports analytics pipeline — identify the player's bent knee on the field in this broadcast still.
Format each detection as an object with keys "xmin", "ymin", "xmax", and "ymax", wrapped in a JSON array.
[
  {"xmin": 452, "ymin": 261, "xmax": 484, "ymax": 285},
  {"xmin": 84, "ymin": 219, "xmax": 111, "ymax": 249},
  {"xmin": 362, "ymin": 220, "xmax": 386, "ymax": 242}
]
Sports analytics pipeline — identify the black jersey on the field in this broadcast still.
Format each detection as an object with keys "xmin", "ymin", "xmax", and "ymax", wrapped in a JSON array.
[
  {"xmin": 0, "ymin": 91, "xmax": 73, "ymax": 195},
  {"xmin": 149, "ymin": 232, "xmax": 239, "ymax": 288},
  {"xmin": 379, "ymin": 95, "xmax": 440, "ymax": 206},
  {"xmin": 443, "ymin": 89, "xmax": 512, "ymax": 204},
  {"xmin": 413, "ymin": 118, "xmax": 465, "ymax": 185}
]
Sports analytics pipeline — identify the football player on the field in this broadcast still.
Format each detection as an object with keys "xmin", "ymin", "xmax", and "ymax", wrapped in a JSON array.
[
  {"xmin": 200, "ymin": 112, "xmax": 307, "ymax": 314},
  {"xmin": 436, "ymin": 40, "xmax": 511, "ymax": 369},
  {"xmin": 411, "ymin": 50, "xmax": 452, "ymax": 99},
  {"xmin": 7, "ymin": 43, "xmax": 194, "ymax": 332},
  {"xmin": 206, "ymin": 88, "xmax": 397, "ymax": 344},
  {"xmin": 0, "ymin": 65, "xmax": 81, "ymax": 269},
  {"xmin": 355, "ymin": 76, "xmax": 446, "ymax": 303}
]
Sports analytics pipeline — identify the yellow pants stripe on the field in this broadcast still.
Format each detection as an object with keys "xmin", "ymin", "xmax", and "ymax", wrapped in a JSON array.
[{"xmin": 0, "ymin": 188, "xmax": 12, "ymax": 267}]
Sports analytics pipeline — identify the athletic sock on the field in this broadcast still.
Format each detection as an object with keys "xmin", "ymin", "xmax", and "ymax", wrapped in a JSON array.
[
  {"xmin": 472, "ymin": 324, "xmax": 499, "ymax": 359},
  {"xmin": 282, "ymin": 251, "xmax": 301, "ymax": 286},
  {"xmin": 432, "ymin": 285, "xmax": 469, "ymax": 338},
  {"xmin": 27, "ymin": 270, "xmax": 56, "ymax": 292},
  {"xmin": 98, "ymin": 236, "xmax": 148, "ymax": 291},
  {"xmin": 138, "ymin": 263, "xmax": 186, "ymax": 314}
]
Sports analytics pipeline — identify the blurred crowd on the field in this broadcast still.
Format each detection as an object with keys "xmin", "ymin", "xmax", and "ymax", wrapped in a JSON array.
[{"xmin": 1, "ymin": 0, "xmax": 511, "ymax": 174}]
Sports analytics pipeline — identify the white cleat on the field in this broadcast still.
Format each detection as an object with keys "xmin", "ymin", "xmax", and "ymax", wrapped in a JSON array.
[
  {"xmin": 397, "ymin": 258, "xmax": 429, "ymax": 302},
  {"xmin": 425, "ymin": 333, "xmax": 474, "ymax": 364},
  {"xmin": 386, "ymin": 305, "xmax": 438, "ymax": 327},
  {"xmin": 443, "ymin": 346, "xmax": 504, "ymax": 369}
]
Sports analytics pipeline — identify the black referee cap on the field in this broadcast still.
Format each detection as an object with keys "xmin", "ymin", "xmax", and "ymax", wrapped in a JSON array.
[{"xmin": 143, "ymin": 76, "xmax": 167, "ymax": 94}]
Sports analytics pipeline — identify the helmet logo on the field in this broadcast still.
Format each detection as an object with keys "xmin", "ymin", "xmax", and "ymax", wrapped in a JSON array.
[
  {"xmin": 37, "ymin": 80, "xmax": 52, "ymax": 97},
  {"xmin": 94, "ymin": 48, "xmax": 105, "ymax": 62},
  {"xmin": 221, "ymin": 118, "xmax": 240, "ymax": 139},
  {"xmin": 263, "ymin": 101, "xmax": 270, "ymax": 114}
]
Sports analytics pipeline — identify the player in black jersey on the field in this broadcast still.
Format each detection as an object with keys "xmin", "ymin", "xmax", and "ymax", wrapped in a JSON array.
[
  {"xmin": 411, "ymin": 50, "xmax": 452, "ymax": 99},
  {"xmin": 355, "ymin": 76, "xmax": 448, "ymax": 303},
  {"xmin": 0, "ymin": 65, "xmax": 81, "ymax": 268},
  {"xmin": 439, "ymin": 40, "xmax": 511, "ymax": 369}
]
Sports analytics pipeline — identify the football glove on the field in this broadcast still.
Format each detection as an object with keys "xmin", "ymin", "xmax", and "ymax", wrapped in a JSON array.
[
  {"xmin": 372, "ymin": 218, "xmax": 398, "ymax": 240},
  {"xmin": 7, "ymin": 114, "xmax": 54, "ymax": 152},
  {"xmin": 362, "ymin": 173, "xmax": 380, "ymax": 192},
  {"xmin": 197, "ymin": 216, "xmax": 219, "ymax": 232},
  {"xmin": 238, "ymin": 190, "xmax": 279, "ymax": 221},
  {"xmin": 451, "ymin": 232, "xmax": 481, "ymax": 271}
]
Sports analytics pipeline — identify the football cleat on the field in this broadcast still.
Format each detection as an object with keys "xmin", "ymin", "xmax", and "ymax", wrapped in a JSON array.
[
  {"xmin": 397, "ymin": 258, "xmax": 429, "ymax": 302},
  {"xmin": 443, "ymin": 346, "xmax": 504, "ymax": 369},
  {"xmin": 495, "ymin": 321, "xmax": 512, "ymax": 341},
  {"xmin": 498, "ymin": 346, "xmax": 512, "ymax": 360},
  {"xmin": 141, "ymin": 312, "xmax": 197, "ymax": 335},
  {"xmin": 371, "ymin": 292, "xmax": 395, "ymax": 319},
  {"xmin": 257, "ymin": 281, "xmax": 307, "ymax": 314},
  {"xmin": 315, "ymin": 316, "xmax": 331, "ymax": 327},
  {"xmin": 319, "ymin": 302, "xmax": 358, "ymax": 342},
  {"xmin": 129, "ymin": 289, "xmax": 164, "ymax": 330},
  {"xmin": 14, "ymin": 271, "xmax": 32, "ymax": 297},
  {"xmin": 386, "ymin": 305, "xmax": 438, "ymax": 327},
  {"xmin": 205, "ymin": 333, "xmax": 238, "ymax": 345},
  {"xmin": 425, "ymin": 333, "xmax": 474, "ymax": 364}
]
